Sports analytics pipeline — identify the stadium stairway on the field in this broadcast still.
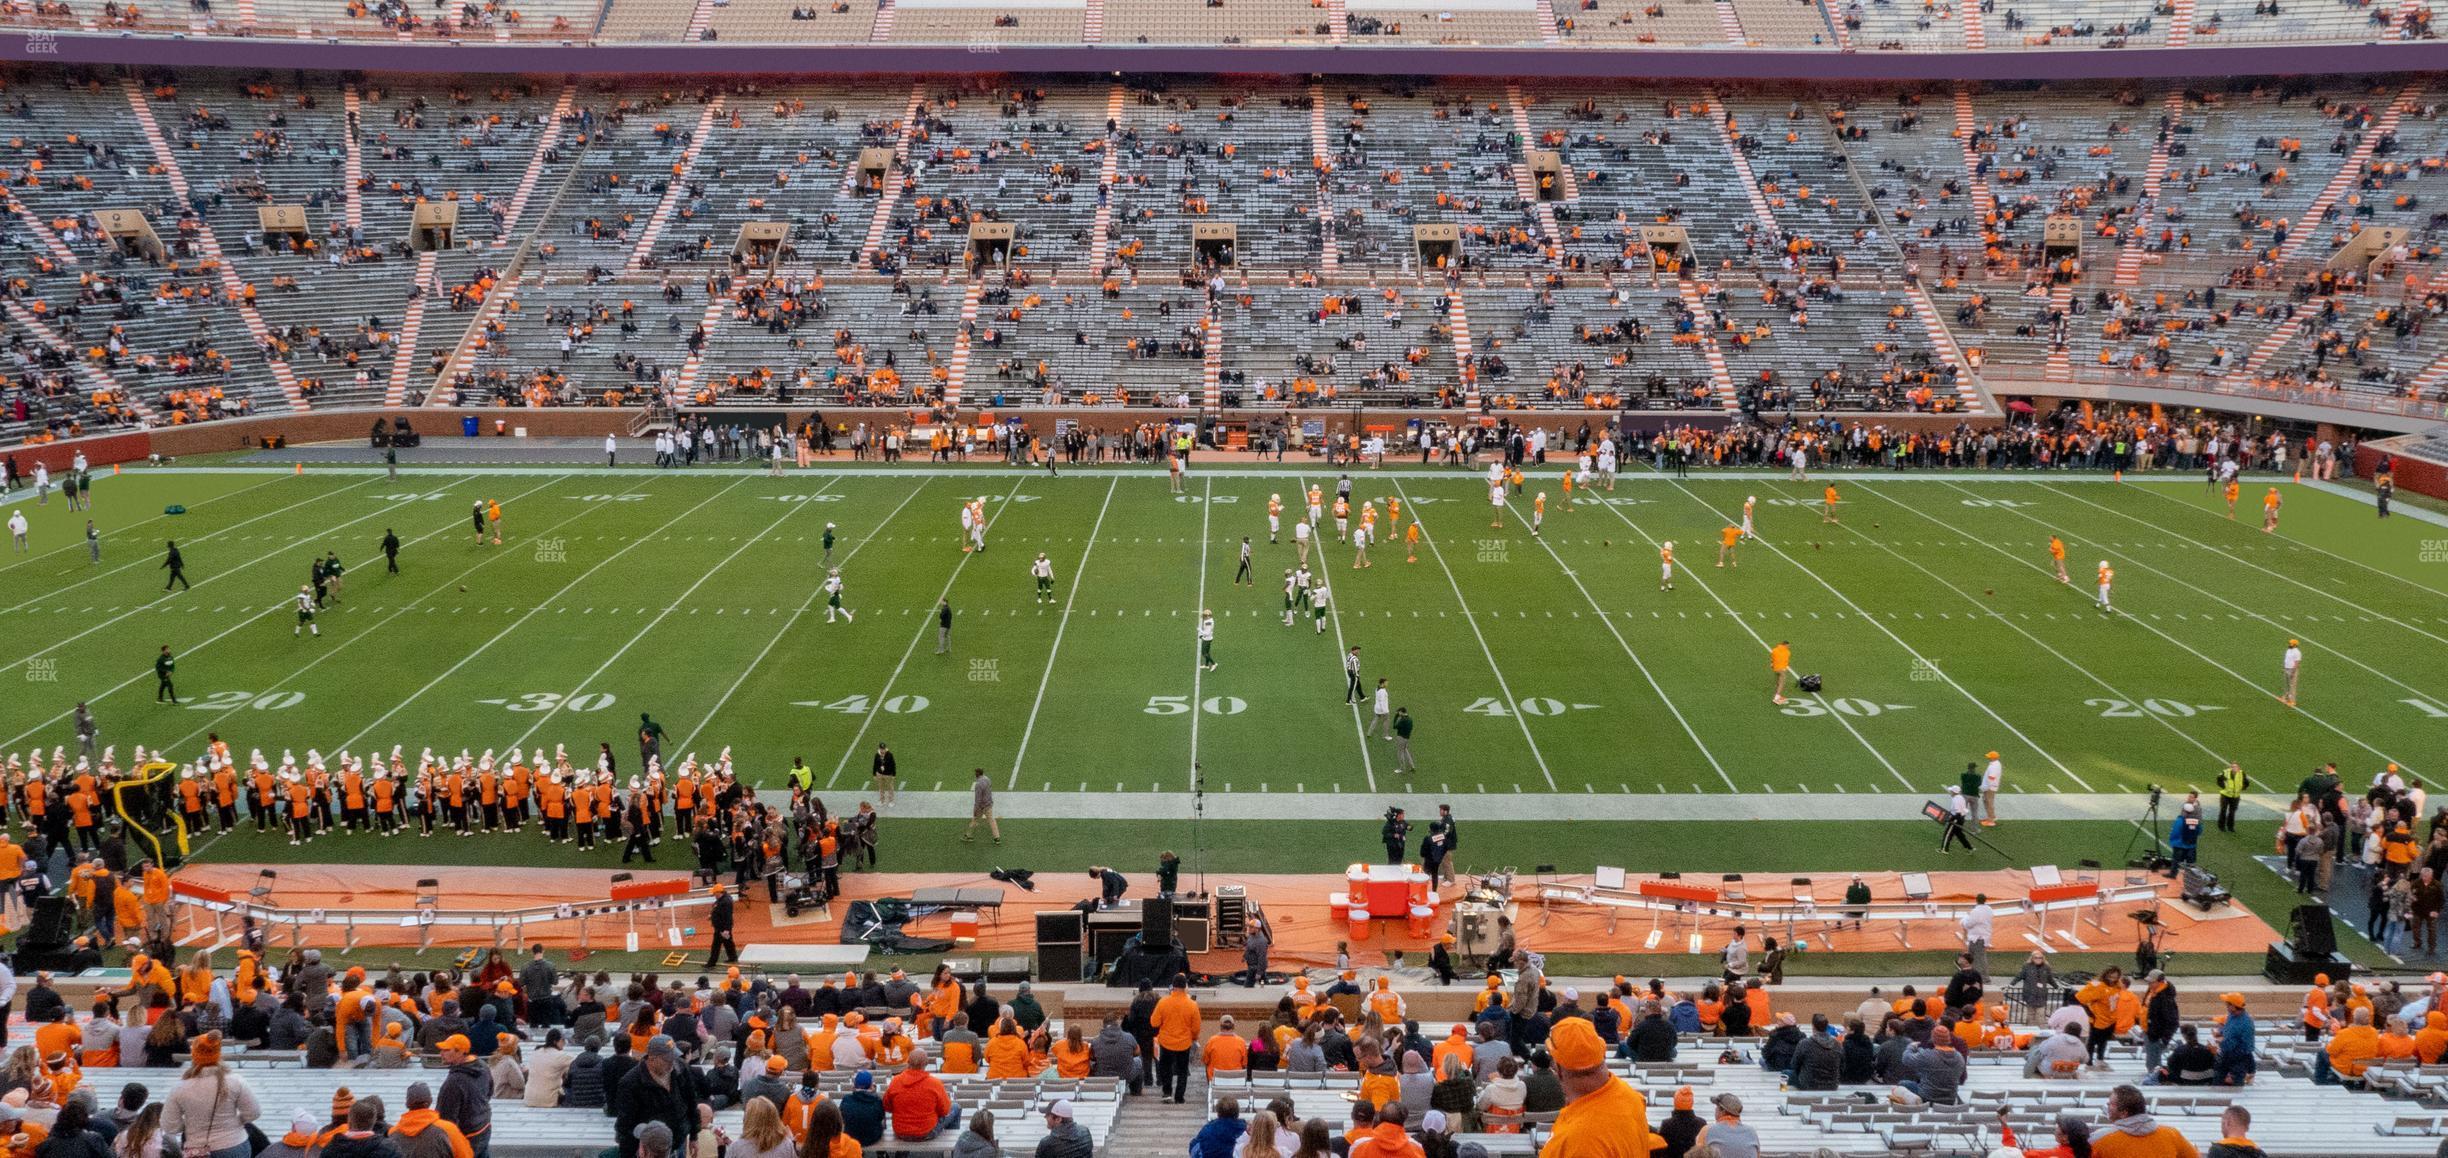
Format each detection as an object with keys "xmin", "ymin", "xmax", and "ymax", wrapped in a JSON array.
[
  {"xmin": 626, "ymin": 98, "xmax": 728, "ymax": 274},
  {"xmin": 384, "ymin": 251, "xmax": 441, "ymax": 406},
  {"xmin": 1100, "ymin": 1083, "xmax": 1212, "ymax": 1155},
  {"xmin": 2275, "ymin": 82, "xmax": 2425, "ymax": 266},
  {"xmin": 118, "ymin": 79, "xmax": 309, "ymax": 412}
]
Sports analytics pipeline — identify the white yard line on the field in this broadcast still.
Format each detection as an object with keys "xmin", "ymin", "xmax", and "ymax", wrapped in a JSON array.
[
  {"xmin": 0, "ymin": 475, "xmax": 284, "ymax": 581},
  {"xmin": 2, "ymin": 475, "xmax": 388, "ymax": 616},
  {"xmin": 0, "ymin": 474, "xmax": 435, "ymax": 676},
  {"xmin": 336, "ymin": 478, "xmax": 753, "ymax": 753},
  {"xmin": 1388, "ymin": 478, "xmax": 1558, "ymax": 791},
  {"xmin": 1298, "ymin": 475, "xmax": 1378, "ymax": 793},
  {"xmin": 674, "ymin": 479, "xmax": 929, "ymax": 756},
  {"xmin": 2071, "ymin": 482, "xmax": 2448, "ymax": 643},
  {"xmin": 1008, "ymin": 477, "xmax": 1119, "ymax": 789},
  {"xmin": 1188, "ymin": 476, "xmax": 1215, "ymax": 792},
  {"xmin": 825, "ymin": 477, "xmax": 1031, "ymax": 789},
  {"xmin": 1575, "ymin": 495, "xmax": 1881, "ymax": 791},
  {"xmin": 1959, "ymin": 482, "xmax": 2423, "ymax": 772},
  {"xmin": 1859, "ymin": 482, "xmax": 2232, "ymax": 768},
  {"xmin": 0, "ymin": 474, "xmax": 517, "ymax": 753},
  {"xmin": 147, "ymin": 476, "xmax": 585, "ymax": 764},
  {"xmin": 1657, "ymin": 475, "xmax": 2087, "ymax": 788},
  {"xmin": 507, "ymin": 480, "xmax": 838, "ymax": 751}
]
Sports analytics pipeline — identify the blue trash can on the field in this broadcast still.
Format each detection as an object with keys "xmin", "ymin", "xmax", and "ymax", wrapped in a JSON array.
[{"xmin": 461, "ymin": 415, "xmax": 480, "ymax": 438}]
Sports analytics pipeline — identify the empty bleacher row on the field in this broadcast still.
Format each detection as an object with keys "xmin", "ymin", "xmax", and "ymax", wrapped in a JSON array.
[{"xmin": 10, "ymin": 70, "xmax": 2448, "ymax": 434}]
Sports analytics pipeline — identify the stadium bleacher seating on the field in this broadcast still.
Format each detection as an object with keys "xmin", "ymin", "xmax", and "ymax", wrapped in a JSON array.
[{"xmin": 9, "ymin": 70, "xmax": 2448, "ymax": 438}]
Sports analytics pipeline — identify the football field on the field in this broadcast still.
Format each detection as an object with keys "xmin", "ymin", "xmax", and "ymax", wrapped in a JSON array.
[{"xmin": 1, "ymin": 462, "xmax": 2441, "ymax": 813}]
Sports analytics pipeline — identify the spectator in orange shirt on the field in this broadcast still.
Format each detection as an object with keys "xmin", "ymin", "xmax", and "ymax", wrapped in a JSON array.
[
  {"xmin": 1199, "ymin": 1017, "xmax": 1248, "ymax": 1083},
  {"xmin": 1149, "ymin": 977, "xmax": 1202, "ymax": 1104}
]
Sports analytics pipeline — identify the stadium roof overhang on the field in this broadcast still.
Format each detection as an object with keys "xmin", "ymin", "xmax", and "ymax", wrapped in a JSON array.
[{"xmin": 23, "ymin": 34, "xmax": 2448, "ymax": 80}]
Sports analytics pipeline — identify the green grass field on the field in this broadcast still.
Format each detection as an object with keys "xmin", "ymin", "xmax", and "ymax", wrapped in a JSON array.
[{"xmin": 1, "ymin": 462, "xmax": 2441, "ymax": 812}]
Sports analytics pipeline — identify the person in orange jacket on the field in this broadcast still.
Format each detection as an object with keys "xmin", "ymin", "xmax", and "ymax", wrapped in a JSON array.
[
  {"xmin": 2322, "ymin": 1006, "xmax": 2382, "ymax": 1085},
  {"xmin": 1201, "ymin": 1016, "xmax": 1249, "ymax": 1081},
  {"xmin": 1149, "ymin": 976, "xmax": 1202, "ymax": 1104}
]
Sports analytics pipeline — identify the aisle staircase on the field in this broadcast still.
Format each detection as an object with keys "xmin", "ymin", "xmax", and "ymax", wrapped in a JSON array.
[
  {"xmin": 0, "ymin": 297, "xmax": 155, "ymax": 423},
  {"xmin": 2275, "ymin": 84, "xmax": 2423, "ymax": 265},
  {"xmin": 2114, "ymin": 91, "xmax": 2188, "ymax": 286},
  {"xmin": 1673, "ymin": 279, "xmax": 1744, "ymax": 412},
  {"xmin": 1954, "ymin": 90, "xmax": 1997, "ymax": 219},
  {"xmin": 384, "ymin": 249, "xmax": 439, "ymax": 405},
  {"xmin": 341, "ymin": 85, "xmax": 365, "ymax": 234},
  {"xmin": 940, "ymin": 281, "xmax": 984, "ymax": 409},
  {"xmin": 1087, "ymin": 85, "xmax": 1125, "ymax": 271},
  {"xmin": 625, "ymin": 97, "xmax": 726, "ymax": 273},
  {"xmin": 857, "ymin": 85, "xmax": 929, "ymax": 265},
  {"xmin": 1311, "ymin": 85, "xmax": 1341, "ymax": 276},
  {"xmin": 494, "ymin": 84, "xmax": 578, "ymax": 247},
  {"xmin": 122, "ymin": 79, "xmax": 308, "ymax": 410}
]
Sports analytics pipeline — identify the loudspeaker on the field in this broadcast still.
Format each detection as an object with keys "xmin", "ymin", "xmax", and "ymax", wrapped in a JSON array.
[
  {"xmin": 21, "ymin": 896, "xmax": 72, "ymax": 946},
  {"xmin": 2288, "ymin": 904, "xmax": 2336, "ymax": 957},
  {"xmin": 1036, "ymin": 910, "xmax": 1083, "ymax": 944},
  {"xmin": 1037, "ymin": 942, "xmax": 1084, "ymax": 983},
  {"xmin": 2264, "ymin": 941, "xmax": 2344, "ymax": 986},
  {"xmin": 1142, "ymin": 896, "xmax": 1176, "ymax": 950},
  {"xmin": 1174, "ymin": 916, "xmax": 1212, "ymax": 954},
  {"xmin": 1092, "ymin": 926, "xmax": 1137, "ymax": 965}
]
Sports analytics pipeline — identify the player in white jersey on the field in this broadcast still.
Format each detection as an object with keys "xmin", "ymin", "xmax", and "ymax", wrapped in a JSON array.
[
  {"xmin": 293, "ymin": 586, "xmax": 319, "ymax": 637},
  {"xmin": 1741, "ymin": 495, "xmax": 1757, "ymax": 539},
  {"xmin": 1282, "ymin": 568, "xmax": 1300, "ymax": 626},
  {"xmin": 825, "ymin": 569, "xmax": 854, "ymax": 622},
  {"xmin": 1031, "ymin": 553, "xmax": 1055, "ymax": 603},
  {"xmin": 1197, "ymin": 610, "xmax": 1216, "ymax": 671},
  {"xmin": 1309, "ymin": 577, "xmax": 1330, "ymax": 634}
]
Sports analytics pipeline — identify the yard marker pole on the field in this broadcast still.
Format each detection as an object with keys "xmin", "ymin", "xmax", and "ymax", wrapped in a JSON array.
[
  {"xmin": 1388, "ymin": 478, "xmax": 1557, "ymax": 790},
  {"xmin": 1008, "ymin": 476, "xmax": 1119, "ymax": 789}
]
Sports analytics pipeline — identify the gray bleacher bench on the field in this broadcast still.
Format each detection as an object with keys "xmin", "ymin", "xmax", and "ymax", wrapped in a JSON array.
[
  {"xmin": 1449, "ymin": 1132, "xmax": 1540, "ymax": 1156},
  {"xmin": 2379, "ymin": 1114, "xmax": 2448, "ymax": 1136}
]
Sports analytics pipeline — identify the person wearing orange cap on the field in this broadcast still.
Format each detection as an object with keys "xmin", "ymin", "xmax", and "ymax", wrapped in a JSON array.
[
  {"xmin": 2302, "ymin": 973, "xmax": 2334, "ymax": 1042},
  {"xmin": 1543, "ymin": 1017, "xmax": 1656, "ymax": 1157},
  {"xmin": 1656, "ymin": 1085, "xmax": 1703, "ymax": 1155},
  {"xmin": 1365, "ymin": 978, "xmax": 1404, "ymax": 1025}
]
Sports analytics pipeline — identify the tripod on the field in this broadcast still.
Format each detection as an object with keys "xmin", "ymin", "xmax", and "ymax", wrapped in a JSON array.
[{"xmin": 2123, "ymin": 789, "xmax": 2168, "ymax": 867}]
